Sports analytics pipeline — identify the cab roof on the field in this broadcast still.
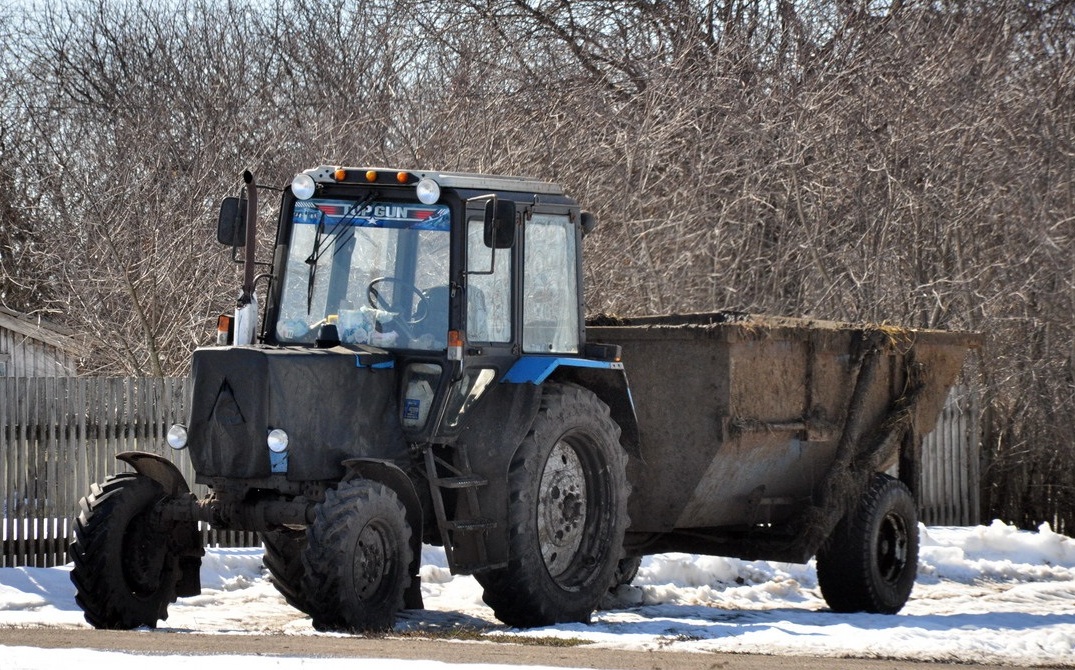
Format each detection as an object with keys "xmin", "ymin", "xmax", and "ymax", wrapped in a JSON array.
[{"xmin": 301, "ymin": 165, "xmax": 566, "ymax": 197}]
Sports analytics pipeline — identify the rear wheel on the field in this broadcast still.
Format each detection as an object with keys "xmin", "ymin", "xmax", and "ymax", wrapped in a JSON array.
[
  {"xmin": 477, "ymin": 383, "xmax": 628, "ymax": 628},
  {"xmin": 301, "ymin": 479, "xmax": 413, "ymax": 632},
  {"xmin": 816, "ymin": 473, "xmax": 919, "ymax": 614},
  {"xmin": 69, "ymin": 473, "xmax": 199, "ymax": 629}
]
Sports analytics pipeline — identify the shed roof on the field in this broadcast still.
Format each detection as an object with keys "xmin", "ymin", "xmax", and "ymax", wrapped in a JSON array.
[{"xmin": 0, "ymin": 308, "xmax": 88, "ymax": 357}]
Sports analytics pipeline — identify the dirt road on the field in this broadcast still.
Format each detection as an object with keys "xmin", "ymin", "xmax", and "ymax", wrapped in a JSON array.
[{"xmin": 0, "ymin": 626, "xmax": 1035, "ymax": 669}]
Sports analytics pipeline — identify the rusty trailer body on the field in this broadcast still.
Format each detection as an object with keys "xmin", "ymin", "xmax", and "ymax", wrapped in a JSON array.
[{"xmin": 588, "ymin": 312, "xmax": 979, "ymax": 564}]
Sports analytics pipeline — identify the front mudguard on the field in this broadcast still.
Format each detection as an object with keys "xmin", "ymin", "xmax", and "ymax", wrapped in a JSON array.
[
  {"xmin": 115, "ymin": 451, "xmax": 203, "ymax": 596},
  {"xmin": 117, "ymin": 451, "xmax": 190, "ymax": 495}
]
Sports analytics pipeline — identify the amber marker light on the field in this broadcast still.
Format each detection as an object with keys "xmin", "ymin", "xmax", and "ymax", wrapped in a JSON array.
[
  {"xmin": 334, "ymin": 168, "xmax": 347, "ymax": 181},
  {"xmin": 216, "ymin": 314, "xmax": 232, "ymax": 345},
  {"xmin": 447, "ymin": 330, "xmax": 464, "ymax": 361},
  {"xmin": 365, "ymin": 170, "xmax": 378, "ymax": 182},
  {"xmin": 396, "ymin": 171, "xmax": 409, "ymax": 184}
]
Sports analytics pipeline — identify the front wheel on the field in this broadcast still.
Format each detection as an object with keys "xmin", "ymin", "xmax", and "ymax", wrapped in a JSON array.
[
  {"xmin": 69, "ymin": 472, "xmax": 201, "ymax": 629},
  {"xmin": 301, "ymin": 479, "xmax": 413, "ymax": 633},
  {"xmin": 262, "ymin": 529, "xmax": 313, "ymax": 616},
  {"xmin": 477, "ymin": 382, "xmax": 629, "ymax": 628},
  {"xmin": 816, "ymin": 473, "xmax": 919, "ymax": 614}
]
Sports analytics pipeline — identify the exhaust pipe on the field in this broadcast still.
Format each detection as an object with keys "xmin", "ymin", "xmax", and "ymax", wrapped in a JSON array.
[{"xmin": 234, "ymin": 170, "xmax": 259, "ymax": 345}]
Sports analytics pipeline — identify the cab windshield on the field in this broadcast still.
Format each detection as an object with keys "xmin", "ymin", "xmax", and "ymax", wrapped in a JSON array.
[{"xmin": 274, "ymin": 197, "xmax": 451, "ymax": 350}]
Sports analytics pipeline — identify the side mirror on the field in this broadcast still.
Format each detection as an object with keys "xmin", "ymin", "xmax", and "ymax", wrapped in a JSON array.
[
  {"xmin": 217, "ymin": 197, "xmax": 247, "ymax": 246},
  {"xmin": 483, "ymin": 198, "xmax": 516, "ymax": 249}
]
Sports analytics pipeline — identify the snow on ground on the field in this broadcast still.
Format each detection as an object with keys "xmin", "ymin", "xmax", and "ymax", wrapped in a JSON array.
[{"xmin": 1, "ymin": 520, "xmax": 1073, "ymax": 669}]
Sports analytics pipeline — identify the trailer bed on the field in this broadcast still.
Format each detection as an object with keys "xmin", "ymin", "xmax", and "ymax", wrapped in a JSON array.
[{"xmin": 587, "ymin": 312, "xmax": 979, "ymax": 562}]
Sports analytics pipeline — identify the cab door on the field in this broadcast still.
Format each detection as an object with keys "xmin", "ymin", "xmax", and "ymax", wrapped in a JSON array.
[{"xmin": 431, "ymin": 200, "xmax": 520, "ymax": 436}]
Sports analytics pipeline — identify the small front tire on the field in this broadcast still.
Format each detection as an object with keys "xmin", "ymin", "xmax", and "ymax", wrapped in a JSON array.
[
  {"xmin": 612, "ymin": 555, "xmax": 643, "ymax": 588},
  {"xmin": 262, "ymin": 529, "xmax": 313, "ymax": 615},
  {"xmin": 69, "ymin": 473, "xmax": 199, "ymax": 629},
  {"xmin": 301, "ymin": 479, "xmax": 413, "ymax": 633}
]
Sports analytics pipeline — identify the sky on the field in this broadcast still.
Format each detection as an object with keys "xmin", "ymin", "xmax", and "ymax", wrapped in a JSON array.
[{"xmin": 1, "ymin": 520, "xmax": 1074, "ymax": 669}]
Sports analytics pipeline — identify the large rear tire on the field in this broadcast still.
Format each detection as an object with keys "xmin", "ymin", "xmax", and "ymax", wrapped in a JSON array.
[
  {"xmin": 69, "ymin": 472, "xmax": 198, "ymax": 629},
  {"xmin": 816, "ymin": 473, "xmax": 919, "ymax": 614},
  {"xmin": 477, "ymin": 382, "xmax": 628, "ymax": 628},
  {"xmin": 301, "ymin": 479, "xmax": 413, "ymax": 633}
]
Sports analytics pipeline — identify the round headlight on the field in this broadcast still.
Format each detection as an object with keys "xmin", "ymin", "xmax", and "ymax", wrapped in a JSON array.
[
  {"xmin": 267, "ymin": 428, "xmax": 289, "ymax": 453},
  {"xmin": 291, "ymin": 173, "xmax": 316, "ymax": 200},
  {"xmin": 416, "ymin": 178, "xmax": 440, "ymax": 204},
  {"xmin": 166, "ymin": 424, "xmax": 188, "ymax": 450}
]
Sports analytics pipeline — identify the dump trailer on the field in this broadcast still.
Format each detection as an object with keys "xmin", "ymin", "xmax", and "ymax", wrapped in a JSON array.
[
  {"xmin": 69, "ymin": 166, "xmax": 978, "ymax": 633},
  {"xmin": 588, "ymin": 312, "xmax": 977, "ymax": 613}
]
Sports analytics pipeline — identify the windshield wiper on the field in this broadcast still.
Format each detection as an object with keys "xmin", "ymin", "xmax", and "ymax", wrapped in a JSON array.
[
  {"xmin": 302, "ymin": 192, "xmax": 378, "ymax": 315},
  {"xmin": 307, "ymin": 192, "xmax": 378, "ymax": 266},
  {"xmin": 304, "ymin": 210, "xmax": 325, "ymax": 314}
]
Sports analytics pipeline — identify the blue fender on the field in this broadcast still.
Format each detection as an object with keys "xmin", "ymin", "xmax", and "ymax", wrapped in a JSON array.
[{"xmin": 502, "ymin": 356, "xmax": 642, "ymax": 456}]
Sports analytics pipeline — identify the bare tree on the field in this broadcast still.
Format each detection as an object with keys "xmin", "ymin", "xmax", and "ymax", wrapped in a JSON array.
[{"xmin": 0, "ymin": 0, "xmax": 1071, "ymax": 528}]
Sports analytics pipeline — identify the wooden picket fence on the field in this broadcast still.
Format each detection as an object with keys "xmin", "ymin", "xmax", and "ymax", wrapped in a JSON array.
[
  {"xmin": 917, "ymin": 386, "xmax": 980, "ymax": 527},
  {"xmin": 0, "ymin": 377, "xmax": 257, "ymax": 567},
  {"xmin": 1, "ymin": 376, "xmax": 982, "ymax": 568}
]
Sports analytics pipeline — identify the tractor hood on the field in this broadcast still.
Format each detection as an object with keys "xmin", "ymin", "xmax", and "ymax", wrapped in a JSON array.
[{"xmin": 185, "ymin": 346, "xmax": 407, "ymax": 481}]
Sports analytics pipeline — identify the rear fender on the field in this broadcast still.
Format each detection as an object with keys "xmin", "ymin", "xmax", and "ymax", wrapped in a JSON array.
[{"xmin": 547, "ymin": 366, "xmax": 642, "ymax": 458}]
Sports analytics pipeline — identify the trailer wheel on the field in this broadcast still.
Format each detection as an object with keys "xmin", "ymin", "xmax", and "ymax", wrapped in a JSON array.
[
  {"xmin": 613, "ymin": 555, "xmax": 643, "ymax": 587},
  {"xmin": 816, "ymin": 473, "xmax": 919, "ymax": 614},
  {"xmin": 301, "ymin": 479, "xmax": 413, "ymax": 632},
  {"xmin": 69, "ymin": 472, "xmax": 193, "ymax": 629},
  {"xmin": 477, "ymin": 382, "xmax": 628, "ymax": 628},
  {"xmin": 262, "ymin": 530, "xmax": 313, "ymax": 615}
]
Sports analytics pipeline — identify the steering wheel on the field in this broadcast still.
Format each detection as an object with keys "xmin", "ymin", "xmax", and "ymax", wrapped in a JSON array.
[{"xmin": 366, "ymin": 277, "xmax": 429, "ymax": 326}]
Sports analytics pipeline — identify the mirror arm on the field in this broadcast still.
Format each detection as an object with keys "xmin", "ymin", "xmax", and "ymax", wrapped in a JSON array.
[{"xmin": 230, "ymin": 247, "xmax": 270, "ymax": 267}]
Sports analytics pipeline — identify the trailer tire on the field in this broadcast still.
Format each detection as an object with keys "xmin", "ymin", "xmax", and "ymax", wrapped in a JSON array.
[
  {"xmin": 301, "ymin": 479, "xmax": 413, "ymax": 633},
  {"xmin": 477, "ymin": 382, "xmax": 628, "ymax": 628},
  {"xmin": 262, "ymin": 530, "xmax": 312, "ymax": 615},
  {"xmin": 69, "ymin": 472, "xmax": 191, "ymax": 629},
  {"xmin": 613, "ymin": 555, "xmax": 643, "ymax": 587},
  {"xmin": 816, "ymin": 473, "xmax": 918, "ymax": 614}
]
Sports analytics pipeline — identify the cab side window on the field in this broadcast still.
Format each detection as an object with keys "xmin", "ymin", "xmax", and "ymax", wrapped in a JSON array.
[
  {"xmin": 467, "ymin": 217, "xmax": 511, "ymax": 342},
  {"xmin": 523, "ymin": 213, "xmax": 578, "ymax": 354}
]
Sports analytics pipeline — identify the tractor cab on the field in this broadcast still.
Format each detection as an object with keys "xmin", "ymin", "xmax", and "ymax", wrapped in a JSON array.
[{"xmin": 218, "ymin": 166, "xmax": 591, "ymax": 446}]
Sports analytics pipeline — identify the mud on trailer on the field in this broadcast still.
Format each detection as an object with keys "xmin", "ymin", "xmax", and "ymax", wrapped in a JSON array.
[{"xmin": 69, "ymin": 166, "xmax": 979, "ymax": 632}]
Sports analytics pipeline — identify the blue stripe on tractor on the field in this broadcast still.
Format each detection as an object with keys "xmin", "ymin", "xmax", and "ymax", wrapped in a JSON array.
[
  {"xmin": 502, "ymin": 357, "xmax": 621, "ymax": 384},
  {"xmin": 356, "ymin": 358, "xmax": 395, "ymax": 369}
]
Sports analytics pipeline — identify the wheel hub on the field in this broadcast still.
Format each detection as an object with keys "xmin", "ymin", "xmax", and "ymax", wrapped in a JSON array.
[
  {"xmin": 121, "ymin": 510, "xmax": 168, "ymax": 596},
  {"xmin": 876, "ymin": 511, "xmax": 908, "ymax": 584},
  {"xmin": 537, "ymin": 441, "xmax": 588, "ymax": 579},
  {"xmin": 353, "ymin": 522, "xmax": 391, "ymax": 600}
]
